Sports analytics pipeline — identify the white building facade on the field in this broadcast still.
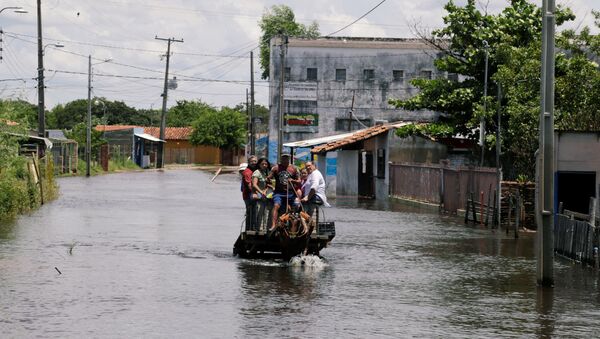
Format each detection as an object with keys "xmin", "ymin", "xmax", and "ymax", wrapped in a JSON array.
[{"xmin": 267, "ymin": 36, "xmax": 441, "ymax": 163}]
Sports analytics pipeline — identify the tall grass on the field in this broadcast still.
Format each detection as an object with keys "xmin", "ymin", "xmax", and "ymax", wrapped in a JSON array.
[{"xmin": 0, "ymin": 155, "xmax": 58, "ymax": 221}]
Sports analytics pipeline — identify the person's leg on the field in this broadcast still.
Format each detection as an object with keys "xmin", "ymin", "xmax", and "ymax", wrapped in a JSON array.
[
  {"xmin": 244, "ymin": 199, "xmax": 254, "ymax": 231},
  {"xmin": 271, "ymin": 194, "xmax": 283, "ymax": 231}
]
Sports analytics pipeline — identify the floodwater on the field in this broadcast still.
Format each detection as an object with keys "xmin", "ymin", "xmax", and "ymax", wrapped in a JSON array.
[{"xmin": 2, "ymin": 169, "xmax": 600, "ymax": 338}]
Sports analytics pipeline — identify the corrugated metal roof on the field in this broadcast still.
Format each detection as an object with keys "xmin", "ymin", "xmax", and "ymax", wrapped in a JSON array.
[
  {"xmin": 134, "ymin": 133, "xmax": 164, "ymax": 143},
  {"xmin": 283, "ymin": 132, "xmax": 355, "ymax": 148}
]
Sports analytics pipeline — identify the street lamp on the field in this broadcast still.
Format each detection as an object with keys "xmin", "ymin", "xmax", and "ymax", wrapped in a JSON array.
[
  {"xmin": 0, "ymin": 6, "xmax": 28, "ymax": 14},
  {"xmin": 42, "ymin": 43, "xmax": 64, "ymax": 55},
  {"xmin": 86, "ymin": 56, "xmax": 112, "ymax": 177}
]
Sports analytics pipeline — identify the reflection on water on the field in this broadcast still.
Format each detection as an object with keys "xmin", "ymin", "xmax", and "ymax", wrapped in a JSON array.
[
  {"xmin": 236, "ymin": 256, "xmax": 334, "ymax": 338},
  {"xmin": 537, "ymin": 287, "xmax": 555, "ymax": 338},
  {"xmin": 2, "ymin": 170, "xmax": 600, "ymax": 337}
]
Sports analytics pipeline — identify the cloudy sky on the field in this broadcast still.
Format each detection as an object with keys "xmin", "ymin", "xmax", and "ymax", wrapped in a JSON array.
[{"xmin": 0, "ymin": 0, "xmax": 597, "ymax": 111}]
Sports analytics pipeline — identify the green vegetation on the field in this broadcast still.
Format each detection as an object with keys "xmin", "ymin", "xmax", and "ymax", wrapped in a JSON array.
[
  {"xmin": 49, "ymin": 97, "xmax": 159, "ymax": 130},
  {"xmin": 66, "ymin": 122, "xmax": 106, "ymax": 156},
  {"xmin": 167, "ymin": 100, "xmax": 217, "ymax": 127},
  {"xmin": 259, "ymin": 4, "xmax": 319, "ymax": 79},
  {"xmin": 72, "ymin": 158, "xmax": 140, "ymax": 177},
  {"xmin": 0, "ymin": 101, "xmax": 58, "ymax": 221},
  {"xmin": 395, "ymin": 123, "xmax": 454, "ymax": 139},
  {"xmin": 190, "ymin": 107, "xmax": 246, "ymax": 149},
  {"xmin": 390, "ymin": 0, "xmax": 600, "ymax": 179},
  {"xmin": 0, "ymin": 145, "xmax": 58, "ymax": 221}
]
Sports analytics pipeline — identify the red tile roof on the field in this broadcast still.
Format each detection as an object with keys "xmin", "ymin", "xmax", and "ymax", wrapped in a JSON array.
[
  {"xmin": 143, "ymin": 127, "xmax": 193, "ymax": 140},
  {"xmin": 311, "ymin": 124, "xmax": 392, "ymax": 154},
  {"xmin": 95, "ymin": 125, "xmax": 193, "ymax": 140}
]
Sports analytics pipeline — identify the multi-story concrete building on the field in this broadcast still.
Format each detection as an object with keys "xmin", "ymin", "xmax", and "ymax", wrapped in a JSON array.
[{"xmin": 267, "ymin": 36, "xmax": 441, "ymax": 162}]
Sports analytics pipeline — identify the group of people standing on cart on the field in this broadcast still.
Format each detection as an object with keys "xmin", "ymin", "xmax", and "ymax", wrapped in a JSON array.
[{"xmin": 239, "ymin": 153, "xmax": 329, "ymax": 233}]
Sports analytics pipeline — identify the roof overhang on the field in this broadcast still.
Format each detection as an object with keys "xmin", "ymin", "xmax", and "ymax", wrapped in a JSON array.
[
  {"xmin": 6, "ymin": 132, "xmax": 53, "ymax": 149},
  {"xmin": 311, "ymin": 121, "xmax": 419, "ymax": 154},
  {"xmin": 283, "ymin": 132, "xmax": 355, "ymax": 148},
  {"xmin": 134, "ymin": 132, "xmax": 164, "ymax": 143}
]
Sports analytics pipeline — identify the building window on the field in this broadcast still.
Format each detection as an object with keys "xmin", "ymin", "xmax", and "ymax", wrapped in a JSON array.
[
  {"xmin": 284, "ymin": 67, "xmax": 291, "ymax": 81},
  {"xmin": 420, "ymin": 70, "xmax": 433, "ymax": 79},
  {"xmin": 447, "ymin": 72, "xmax": 459, "ymax": 82},
  {"xmin": 393, "ymin": 70, "xmax": 404, "ymax": 82},
  {"xmin": 335, "ymin": 68, "xmax": 346, "ymax": 81},
  {"xmin": 307, "ymin": 68, "xmax": 317, "ymax": 81},
  {"xmin": 335, "ymin": 118, "xmax": 373, "ymax": 131},
  {"xmin": 363, "ymin": 69, "xmax": 375, "ymax": 81}
]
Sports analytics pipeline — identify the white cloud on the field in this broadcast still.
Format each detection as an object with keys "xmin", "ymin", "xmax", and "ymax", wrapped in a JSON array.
[{"xmin": 0, "ymin": 0, "xmax": 596, "ymax": 111}]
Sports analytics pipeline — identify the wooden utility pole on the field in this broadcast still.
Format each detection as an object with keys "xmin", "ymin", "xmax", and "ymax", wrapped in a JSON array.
[
  {"xmin": 537, "ymin": 0, "xmax": 555, "ymax": 287},
  {"xmin": 155, "ymin": 36, "xmax": 183, "ymax": 169}
]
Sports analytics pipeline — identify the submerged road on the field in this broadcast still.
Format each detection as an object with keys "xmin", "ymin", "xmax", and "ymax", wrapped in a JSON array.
[{"xmin": 1, "ymin": 169, "xmax": 600, "ymax": 337}]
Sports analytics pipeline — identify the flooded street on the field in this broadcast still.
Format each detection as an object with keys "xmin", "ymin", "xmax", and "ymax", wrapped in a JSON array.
[{"xmin": 2, "ymin": 169, "xmax": 600, "ymax": 337}]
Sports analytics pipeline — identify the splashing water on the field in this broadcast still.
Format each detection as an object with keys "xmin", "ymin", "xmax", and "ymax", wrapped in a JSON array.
[{"xmin": 288, "ymin": 254, "xmax": 328, "ymax": 268}]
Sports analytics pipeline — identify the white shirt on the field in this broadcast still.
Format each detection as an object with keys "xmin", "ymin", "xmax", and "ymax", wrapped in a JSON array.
[{"xmin": 306, "ymin": 168, "xmax": 330, "ymax": 207}]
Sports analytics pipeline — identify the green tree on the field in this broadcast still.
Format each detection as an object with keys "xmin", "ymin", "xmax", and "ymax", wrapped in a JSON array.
[
  {"xmin": 494, "ymin": 28, "xmax": 600, "ymax": 178},
  {"xmin": 167, "ymin": 100, "xmax": 217, "ymax": 127},
  {"xmin": 233, "ymin": 102, "xmax": 270, "ymax": 134},
  {"xmin": 134, "ymin": 108, "xmax": 161, "ymax": 127},
  {"xmin": 0, "ymin": 99, "xmax": 37, "ymax": 129},
  {"xmin": 51, "ymin": 98, "xmax": 146, "ymax": 130},
  {"xmin": 259, "ymin": 5, "xmax": 319, "ymax": 79},
  {"xmin": 390, "ymin": 0, "xmax": 576, "ymax": 178},
  {"xmin": 51, "ymin": 99, "xmax": 88, "ymax": 130},
  {"xmin": 66, "ymin": 122, "xmax": 106, "ymax": 155},
  {"xmin": 189, "ymin": 107, "xmax": 246, "ymax": 149}
]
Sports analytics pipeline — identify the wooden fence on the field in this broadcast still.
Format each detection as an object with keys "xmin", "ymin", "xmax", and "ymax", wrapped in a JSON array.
[
  {"xmin": 554, "ymin": 214, "xmax": 596, "ymax": 265},
  {"xmin": 389, "ymin": 162, "xmax": 498, "ymax": 214},
  {"xmin": 554, "ymin": 198, "xmax": 600, "ymax": 267}
]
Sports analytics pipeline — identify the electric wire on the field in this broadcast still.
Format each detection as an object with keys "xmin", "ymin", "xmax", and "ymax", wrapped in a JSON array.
[{"xmin": 326, "ymin": 0, "xmax": 388, "ymax": 36}]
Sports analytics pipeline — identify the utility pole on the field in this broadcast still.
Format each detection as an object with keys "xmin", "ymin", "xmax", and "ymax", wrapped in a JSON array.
[
  {"xmin": 246, "ymin": 88, "xmax": 250, "ymax": 157},
  {"xmin": 155, "ymin": 36, "xmax": 183, "ymax": 169},
  {"xmin": 36, "ymin": 0, "xmax": 45, "ymax": 139},
  {"xmin": 277, "ymin": 35, "xmax": 287, "ymax": 163},
  {"xmin": 250, "ymin": 51, "xmax": 256, "ymax": 155},
  {"xmin": 480, "ymin": 40, "xmax": 489, "ymax": 167},
  {"xmin": 495, "ymin": 83, "xmax": 502, "ymax": 229},
  {"xmin": 537, "ymin": 0, "xmax": 555, "ymax": 287},
  {"xmin": 86, "ymin": 55, "xmax": 92, "ymax": 177}
]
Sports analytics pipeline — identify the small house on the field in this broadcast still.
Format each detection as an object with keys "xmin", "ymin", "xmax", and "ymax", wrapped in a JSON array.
[{"xmin": 555, "ymin": 131, "xmax": 600, "ymax": 214}]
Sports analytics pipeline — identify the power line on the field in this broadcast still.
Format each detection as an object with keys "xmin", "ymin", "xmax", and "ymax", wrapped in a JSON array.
[
  {"xmin": 326, "ymin": 0, "xmax": 388, "ymax": 36},
  {"xmin": 4, "ymin": 31, "xmax": 252, "ymax": 58}
]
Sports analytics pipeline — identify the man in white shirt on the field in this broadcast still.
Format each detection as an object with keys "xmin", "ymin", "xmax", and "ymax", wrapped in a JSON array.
[{"xmin": 301, "ymin": 161, "xmax": 330, "ymax": 216}]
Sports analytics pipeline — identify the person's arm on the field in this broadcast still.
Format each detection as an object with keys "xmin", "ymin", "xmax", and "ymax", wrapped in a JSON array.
[
  {"xmin": 243, "ymin": 170, "xmax": 253, "ymax": 192},
  {"xmin": 288, "ymin": 166, "xmax": 302, "ymax": 185},
  {"xmin": 301, "ymin": 175, "xmax": 316, "ymax": 202},
  {"xmin": 252, "ymin": 175, "xmax": 266, "ymax": 195},
  {"xmin": 266, "ymin": 166, "xmax": 276, "ymax": 180}
]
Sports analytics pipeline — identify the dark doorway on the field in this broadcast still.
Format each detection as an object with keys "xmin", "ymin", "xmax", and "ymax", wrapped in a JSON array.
[
  {"xmin": 557, "ymin": 171, "xmax": 596, "ymax": 214},
  {"xmin": 358, "ymin": 151, "xmax": 374, "ymax": 198}
]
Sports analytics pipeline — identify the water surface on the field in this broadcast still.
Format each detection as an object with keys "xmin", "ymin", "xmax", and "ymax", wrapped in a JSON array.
[{"xmin": 1, "ymin": 170, "xmax": 599, "ymax": 338}]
